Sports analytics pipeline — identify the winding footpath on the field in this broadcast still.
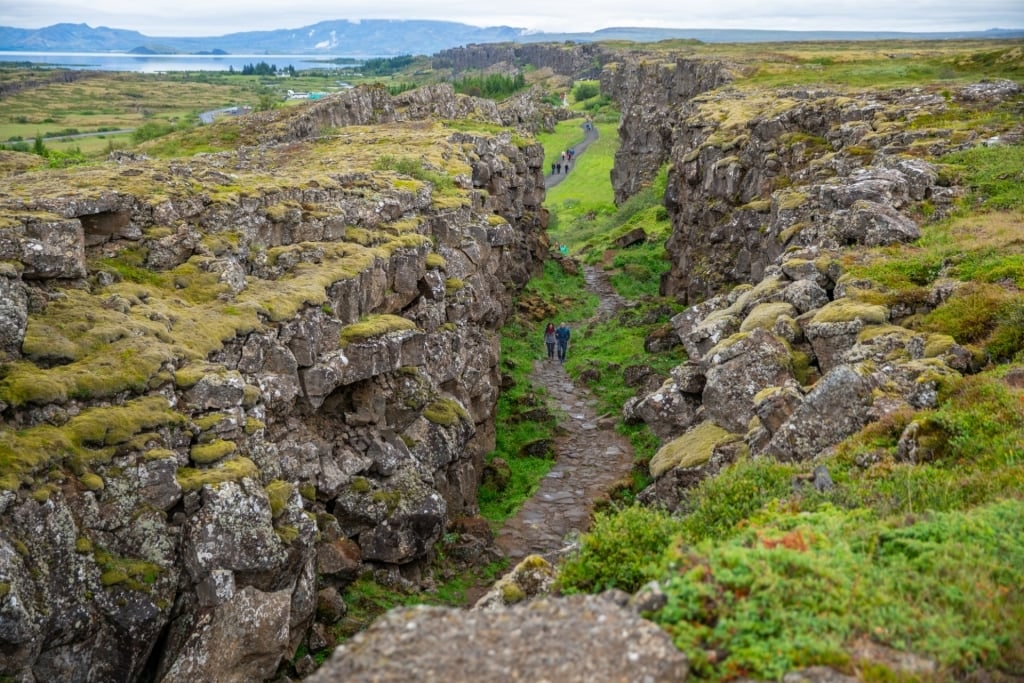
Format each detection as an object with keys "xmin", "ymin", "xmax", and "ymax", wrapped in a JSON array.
[{"xmin": 495, "ymin": 264, "xmax": 636, "ymax": 564}]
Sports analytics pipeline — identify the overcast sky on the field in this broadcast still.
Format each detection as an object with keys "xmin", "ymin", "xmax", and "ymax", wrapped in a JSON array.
[{"xmin": 4, "ymin": 1, "xmax": 1023, "ymax": 37}]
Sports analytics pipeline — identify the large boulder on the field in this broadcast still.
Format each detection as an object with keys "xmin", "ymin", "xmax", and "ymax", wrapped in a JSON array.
[
  {"xmin": 702, "ymin": 328, "xmax": 795, "ymax": 433},
  {"xmin": 308, "ymin": 594, "xmax": 689, "ymax": 683},
  {"xmin": 764, "ymin": 364, "xmax": 874, "ymax": 461}
]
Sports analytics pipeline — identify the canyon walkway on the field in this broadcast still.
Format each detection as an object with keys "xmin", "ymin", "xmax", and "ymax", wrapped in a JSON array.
[
  {"xmin": 544, "ymin": 121, "xmax": 599, "ymax": 190},
  {"xmin": 494, "ymin": 265, "xmax": 636, "ymax": 565}
]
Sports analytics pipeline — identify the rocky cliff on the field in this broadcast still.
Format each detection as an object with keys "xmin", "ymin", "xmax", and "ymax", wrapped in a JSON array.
[
  {"xmin": 605, "ymin": 52, "xmax": 1024, "ymax": 508},
  {"xmin": 433, "ymin": 42, "xmax": 609, "ymax": 81},
  {"xmin": 0, "ymin": 83, "xmax": 547, "ymax": 681}
]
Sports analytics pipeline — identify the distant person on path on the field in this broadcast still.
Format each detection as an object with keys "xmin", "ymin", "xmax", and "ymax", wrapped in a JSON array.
[
  {"xmin": 555, "ymin": 322, "xmax": 571, "ymax": 363},
  {"xmin": 544, "ymin": 323, "xmax": 557, "ymax": 360}
]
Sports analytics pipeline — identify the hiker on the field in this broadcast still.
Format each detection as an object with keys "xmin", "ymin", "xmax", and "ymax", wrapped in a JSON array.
[
  {"xmin": 556, "ymin": 162, "xmax": 561, "ymax": 174},
  {"xmin": 544, "ymin": 323, "xmax": 556, "ymax": 360},
  {"xmin": 555, "ymin": 322, "xmax": 571, "ymax": 363},
  {"xmin": 550, "ymin": 162, "xmax": 556, "ymax": 175}
]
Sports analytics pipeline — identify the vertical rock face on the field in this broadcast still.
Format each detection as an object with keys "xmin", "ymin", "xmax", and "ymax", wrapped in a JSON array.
[
  {"xmin": 0, "ymin": 85, "xmax": 548, "ymax": 681},
  {"xmin": 433, "ymin": 43, "xmax": 610, "ymax": 80},
  {"xmin": 600, "ymin": 56, "xmax": 734, "ymax": 205}
]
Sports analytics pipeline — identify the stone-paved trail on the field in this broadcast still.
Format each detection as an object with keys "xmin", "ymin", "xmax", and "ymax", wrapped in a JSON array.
[{"xmin": 494, "ymin": 265, "xmax": 635, "ymax": 565}]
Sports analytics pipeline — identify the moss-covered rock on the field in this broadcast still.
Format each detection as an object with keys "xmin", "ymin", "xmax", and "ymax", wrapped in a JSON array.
[{"xmin": 650, "ymin": 421, "xmax": 738, "ymax": 478}]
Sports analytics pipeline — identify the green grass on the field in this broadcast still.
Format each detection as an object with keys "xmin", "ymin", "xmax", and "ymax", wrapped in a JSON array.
[{"xmin": 542, "ymin": 121, "xmax": 619, "ymax": 245}]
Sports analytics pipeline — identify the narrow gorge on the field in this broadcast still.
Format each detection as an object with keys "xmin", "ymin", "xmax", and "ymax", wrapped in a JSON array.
[{"xmin": 2, "ymin": 39, "xmax": 1023, "ymax": 683}]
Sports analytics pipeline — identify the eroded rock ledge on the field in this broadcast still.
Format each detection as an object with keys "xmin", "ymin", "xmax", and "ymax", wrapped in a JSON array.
[{"xmin": 0, "ymin": 84, "xmax": 548, "ymax": 681}]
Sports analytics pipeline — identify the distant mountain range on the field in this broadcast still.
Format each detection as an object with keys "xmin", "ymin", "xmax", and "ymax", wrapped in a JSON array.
[{"xmin": 1, "ymin": 20, "xmax": 1022, "ymax": 56}]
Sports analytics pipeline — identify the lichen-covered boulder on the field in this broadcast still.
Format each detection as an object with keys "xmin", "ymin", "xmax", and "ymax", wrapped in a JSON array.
[
  {"xmin": 332, "ymin": 467, "xmax": 447, "ymax": 565},
  {"xmin": 159, "ymin": 585, "xmax": 293, "ymax": 683},
  {"xmin": 309, "ymin": 594, "xmax": 688, "ymax": 683},
  {"xmin": 473, "ymin": 554, "xmax": 556, "ymax": 610},
  {"xmin": 627, "ymin": 376, "xmax": 703, "ymax": 440},
  {"xmin": 0, "ymin": 269, "xmax": 27, "ymax": 360},
  {"xmin": 764, "ymin": 364, "xmax": 874, "ymax": 461},
  {"xmin": 702, "ymin": 328, "xmax": 795, "ymax": 433}
]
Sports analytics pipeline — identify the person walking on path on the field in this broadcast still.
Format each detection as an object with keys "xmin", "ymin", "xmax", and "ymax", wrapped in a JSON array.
[
  {"xmin": 544, "ymin": 323, "xmax": 557, "ymax": 361},
  {"xmin": 555, "ymin": 322, "xmax": 571, "ymax": 363}
]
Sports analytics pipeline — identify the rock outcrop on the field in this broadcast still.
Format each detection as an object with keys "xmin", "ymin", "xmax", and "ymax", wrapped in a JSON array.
[
  {"xmin": 308, "ymin": 593, "xmax": 689, "ymax": 683},
  {"xmin": 621, "ymin": 75, "xmax": 1023, "ymax": 510},
  {"xmin": 0, "ymin": 84, "xmax": 547, "ymax": 681}
]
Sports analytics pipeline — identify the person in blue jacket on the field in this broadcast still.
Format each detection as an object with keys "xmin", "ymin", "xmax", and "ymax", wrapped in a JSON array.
[{"xmin": 555, "ymin": 322, "xmax": 571, "ymax": 363}]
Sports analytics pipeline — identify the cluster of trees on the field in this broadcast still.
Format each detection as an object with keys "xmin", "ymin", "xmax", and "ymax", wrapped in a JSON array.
[
  {"xmin": 452, "ymin": 72, "xmax": 527, "ymax": 99},
  {"xmin": 232, "ymin": 62, "xmax": 297, "ymax": 76},
  {"xmin": 354, "ymin": 55, "xmax": 416, "ymax": 76},
  {"xmin": 0, "ymin": 135, "xmax": 86, "ymax": 167}
]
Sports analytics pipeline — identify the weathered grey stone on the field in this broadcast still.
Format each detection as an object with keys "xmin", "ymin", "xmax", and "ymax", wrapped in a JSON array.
[
  {"xmin": 159, "ymin": 586, "xmax": 292, "ymax": 683},
  {"xmin": 630, "ymin": 377, "xmax": 702, "ymax": 440},
  {"xmin": 20, "ymin": 220, "xmax": 85, "ymax": 279},
  {"xmin": 702, "ymin": 328, "xmax": 795, "ymax": 434},
  {"xmin": 782, "ymin": 278, "xmax": 830, "ymax": 314},
  {"xmin": 309, "ymin": 595, "xmax": 688, "ymax": 683},
  {"xmin": 765, "ymin": 365, "xmax": 874, "ymax": 461},
  {"xmin": 0, "ymin": 273, "xmax": 27, "ymax": 360}
]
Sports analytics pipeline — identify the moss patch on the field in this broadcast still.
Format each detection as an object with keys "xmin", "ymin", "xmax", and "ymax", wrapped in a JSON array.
[
  {"xmin": 265, "ymin": 480, "xmax": 294, "ymax": 519},
  {"xmin": 812, "ymin": 299, "xmax": 889, "ymax": 325},
  {"xmin": 0, "ymin": 395, "xmax": 185, "ymax": 490},
  {"xmin": 650, "ymin": 421, "xmax": 739, "ymax": 478},
  {"xmin": 176, "ymin": 456, "xmax": 258, "ymax": 492},
  {"xmin": 423, "ymin": 398, "xmax": 470, "ymax": 426},
  {"xmin": 339, "ymin": 314, "xmax": 417, "ymax": 347},
  {"xmin": 189, "ymin": 439, "xmax": 237, "ymax": 465}
]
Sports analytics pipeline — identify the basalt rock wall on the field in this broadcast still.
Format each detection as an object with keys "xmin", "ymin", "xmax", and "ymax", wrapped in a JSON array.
[
  {"xmin": 599, "ymin": 56, "xmax": 735, "ymax": 206},
  {"xmin": 433, "ymin": 43, "xmax": 609, "ymax": 80},
  {"xmin": 0, "ymin": 84, "xmax": 547, "ymax": 681}
]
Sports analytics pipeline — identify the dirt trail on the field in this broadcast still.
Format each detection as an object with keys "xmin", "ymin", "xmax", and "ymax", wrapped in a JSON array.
[{"xmin": 494, "ymin": 265, "xmax": 635, "ymax": 565}]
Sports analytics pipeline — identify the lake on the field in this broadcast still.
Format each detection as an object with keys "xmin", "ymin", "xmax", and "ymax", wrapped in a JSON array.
[{"xmin": 0, "ymin": 51, "xmax": 358, "ymax": 73}]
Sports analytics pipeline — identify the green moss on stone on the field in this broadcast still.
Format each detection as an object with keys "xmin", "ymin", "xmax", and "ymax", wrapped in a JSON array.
[
  {"xmin": 350, "ymin": 476, "xmax": 372, "ymax": 493},
  {"xmin": 650, "ymin": 422, "xmax": 739, "ymax": 478},
  {"xmin": 190, "ymin": 439, "xmax": 237, "ymax": 465},
  {"xmin": 275, "ymin": 525, "xmax": 299, "ymax": 544},
  {"xmin": 740, "ymin": 302, "xmax": 797, "ymax": 333},
  {"xmin": 265, "ymin": 480, "xmax": 294, "ymax": 519},
  {"xmin": 339, "ymin": 314, "xmax": 417, "ymax": 347},
  {"xmin": 423, "ymin": 398, "xmax": 469, "ymax": 426},
  {"xmin": 500, "ymin": 581, "xmax": 526, "ymax": 604},
  {"xmin": 75, "ymin": 537, "xmax": 93, "ymax": 553},
  {"xmin": 812, "ymin": 300, "xmax": 889, "ymax": 325},
  {"xmin": 80, "ymin": 473, "xmax": 104, "ymax": 491},
  {"xmin": 445, "ymin": 278, "xmax": 465, "ymax": 294},
  {"xmin": 425, "ymin": 253, "xmax": 446, "ymax": 270},
  {"xmin": 100, "ymin": 569, "xmax": 128, "ymax": 586},
  {"xmin": 176, "ymin": 457, "xmax": 258, "ymax": 491},
  {"xmin": 924, "ymin": 334, "xmax": 956, "ymax": 358}
]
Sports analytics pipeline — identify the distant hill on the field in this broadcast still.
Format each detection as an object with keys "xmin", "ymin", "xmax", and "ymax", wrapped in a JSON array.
[{"xmin": 1, "ymin": 20, "xmax": 1022, "ymax": 56}]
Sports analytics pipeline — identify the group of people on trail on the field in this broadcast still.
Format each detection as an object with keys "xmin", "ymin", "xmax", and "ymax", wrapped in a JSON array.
[
  {"xmin": 550, "ymin": 148, "xmax": 576, "ymax": 175},
  {"xmin": 544, "ymin": 322, "xmax": 571, "ymax": 363}
]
